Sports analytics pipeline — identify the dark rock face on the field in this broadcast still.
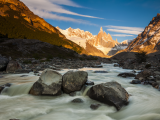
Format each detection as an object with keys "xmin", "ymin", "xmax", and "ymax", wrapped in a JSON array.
[
  {"xmin": 0, "ymin": 56, "xmax": 9, "ymax": 71},
  {"xmin": 71, "ymin": 98, "xmax": 84, "ymax": 103},
  {"xmin": 29, "ymin": 69, "xmax": 62, "ymax": 96},
  {"xmin": 135, "ymin": 70, "xmax": 151, "ymax": 79},
  {"xmin": 6, "ymin": 60, "xmax": 22, "ymax": 73},
  {"xmin": 90, "ymin": 104, "xmax": 101, "ymax": 110},
  {"xmin": 87, "ymin": 82, "xmax": 129, "ymax": 110},
  {"xmin": 130, "ymin": 80, "xmax": 141, "ymax": 84},
  {"xmin": 62, "ymin": 71, "xmax": 88, "ymax": 94},
  {"xmin": 118, "ymin": 73, "xmax": 136, "ymax": 78},
  {"xmin": 94, "ymin": 71, "xmax": 108, "ymax": 73}
]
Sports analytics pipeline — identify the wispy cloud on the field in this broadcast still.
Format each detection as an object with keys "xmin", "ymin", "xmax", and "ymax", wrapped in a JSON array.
[
  {"xmin": 112, "ymin": 34, "xmax": 134, "ymax": 37},
  {"xmin": 21, "ymin": 0, "xmax": 104, "ymax": 20},
  {"xmin": 31, "ymin": 8, "xmax": 99, "ymax": 26},
  {"xmin": 105, "ymin": 25, "xmax": 144, "ymax": 35}
]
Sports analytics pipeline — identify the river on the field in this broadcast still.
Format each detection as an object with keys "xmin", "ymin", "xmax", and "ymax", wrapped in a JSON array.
[{"xmin": 0, "ymin": 63, "xmax": 160, "ymax": 120}]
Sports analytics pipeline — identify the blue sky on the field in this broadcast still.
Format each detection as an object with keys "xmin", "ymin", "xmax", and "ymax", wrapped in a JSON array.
[{"xmin": 21, "ymin": 0, "xmax": 160, "ymax": 42}]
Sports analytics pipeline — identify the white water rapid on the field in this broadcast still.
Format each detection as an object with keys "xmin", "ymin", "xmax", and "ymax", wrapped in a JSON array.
[{"xmin": 0, "ymin": 64, "xmax": 160, "ymax": 120}]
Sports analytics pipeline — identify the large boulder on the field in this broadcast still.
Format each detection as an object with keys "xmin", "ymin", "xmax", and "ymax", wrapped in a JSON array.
[
  {"xmin": 87, "ymin": 82, "xmax": 129, "ymax": 110},
  {"xmin": 29, "ymin": 69, "xmax": 62, "ymax": 96},
  {"xmin": 62, "ymin": 71, "xmax": 88, "ymax": 94},
  {"xmin": 6, "ymin": 60, "xmax": 22, "ymax": 73},
  {"xmin": 135, "ymin": 70, "xmax": 151, "ymax": 79},
  {"xmin": 0, "ymin": 56, "xmax": 9, "ymax": 71}
]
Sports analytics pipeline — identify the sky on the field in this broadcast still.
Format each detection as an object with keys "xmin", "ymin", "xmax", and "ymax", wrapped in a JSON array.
[{"xmin": 21, "ymin": 0, "xmax": 160, "ymax": 43}]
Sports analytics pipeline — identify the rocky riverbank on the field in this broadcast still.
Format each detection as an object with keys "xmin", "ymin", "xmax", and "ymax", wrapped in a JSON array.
[{"xmin": 0, "ymin": 54, "xmax": 112, "ymax": 75}]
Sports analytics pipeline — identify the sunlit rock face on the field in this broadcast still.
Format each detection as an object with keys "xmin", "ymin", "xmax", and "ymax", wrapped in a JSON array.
[
  {"xmin": 126, "ymin": 13, "xmax": 160, "ymax": 53},
  {"xmin": 0, "ymin": 0, "xmax": 65, "ymax": 38}
]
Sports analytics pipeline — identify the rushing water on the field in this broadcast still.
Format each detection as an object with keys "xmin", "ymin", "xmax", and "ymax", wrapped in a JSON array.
[{"xmin": 1, "ymin": 64, "xmax": 160, "ymax": 120}]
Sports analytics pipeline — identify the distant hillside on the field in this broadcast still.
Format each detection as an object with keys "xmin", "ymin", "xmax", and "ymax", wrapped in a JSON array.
[{"xmin": 0, "ymin": 0, "xmax": 86, "ymax": 54}]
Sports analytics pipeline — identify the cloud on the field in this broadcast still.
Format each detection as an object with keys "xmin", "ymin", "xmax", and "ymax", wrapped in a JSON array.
[
  {"xmin": 105, "ymin": 25, "xmax": 144, "ymax": 35},
  {"xmin": 31, "ymin": 8, "xmax": 99, "ymax": 26},
  {"xmin": 21, "ymin": 0, "xmax": 104, "ymax": 19},
  {"xmin": 112, "ymin": 34, "xmax": 134, "ymax": 37}
]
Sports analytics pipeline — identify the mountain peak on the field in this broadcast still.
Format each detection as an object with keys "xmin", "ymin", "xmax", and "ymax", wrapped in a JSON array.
[{"xmin": 100, "ymin": 27, "xmax": 103, "ymax": 32}]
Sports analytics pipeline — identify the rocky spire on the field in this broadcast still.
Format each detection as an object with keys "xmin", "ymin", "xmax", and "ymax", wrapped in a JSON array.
[{"xmin": 100, "ymin": 27, "xmax": 103, "ymax": 32}]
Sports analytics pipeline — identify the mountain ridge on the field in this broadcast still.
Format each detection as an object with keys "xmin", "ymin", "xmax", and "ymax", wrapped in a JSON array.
[{"xmin": 0, "ymin": 0, "xmax": 86, "ymax": 54}]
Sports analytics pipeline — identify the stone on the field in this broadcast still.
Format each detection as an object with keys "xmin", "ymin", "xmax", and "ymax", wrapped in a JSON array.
[
  {"xmin": 91, "ymin": 65, "xmax": 103, "ymax": 68},
  {"xmin": 90, "ymin": 104, "xmax": 101, "ymax": 110},
  {"xmin": 87, "ymin": 82, "xmax": 129, "ymax": 110},
  {"xmin": 114, "ymin": 64, "xmax": 119, "ymax": 67},
  {"xmin": 29, "ymin": 69, "xmax": 62, "ymax": 96},
  {"xmin": 6, "ymin": 61, "xmax": 22, "ymax": 73},
  {"xmin": 85, "ymin": 80, "xmax": 94, "ymax": 85},
  {"xmin": 130, "ymin": 80, "xmax": 141, "ymax": 84},
  {"xmin": 94, "ymin": 71, "xmax": 108, "ymax": 73},
  {"xmin": 0, "ymin": 56, "xmax": 9, "ymax": 71},
  {"xmin": 118, "ymin": 72, "xmax": 136, "ymax": 78},
  {"xmin": 135, "ymin": 70, "xmax": 151, "ymax": 79},
  {"xmin": 152, "ymin": 82, "xmax": 159, "ymax": 89},
  {"xmin": 139, "ymin": 77, "xmax": 145, "ymax": 81},
  {"xmin": 71, "ymin": 98, "xmax": 83, "ymax": 103},
  {"xmin": 62, "ymin": 71, "xmax": 88, "ymax": 94}
]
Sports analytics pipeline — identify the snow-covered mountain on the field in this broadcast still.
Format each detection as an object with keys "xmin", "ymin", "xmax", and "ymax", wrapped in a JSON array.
[
  {"xmin": 56, "ymin": 27, "xmax": 129, "ymax": 55},
  {"xmin": 126, "ymin": 13, "xmax": 160, "ymax": 53}
]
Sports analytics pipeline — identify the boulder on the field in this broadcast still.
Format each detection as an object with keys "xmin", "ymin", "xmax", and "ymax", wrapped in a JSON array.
[
  {"xmin": 6, "ymin": 60, "xmax": 22, "ymax": 73},
  {"xmin": 71, "ymin": 98, "xmax": 84, "ymax": 103},
  {"xmin": 135, "ymin": 70, "xmax": 151, "ymax": 79},
  {"xmin": 62, "ymin": 71, "xmax": 88, "ymax": 94},
  {"xmin": 29, "ymin": 69, "xmax": 62, "ymax": 96},
  {"xmin": 87, "ymin": 82, "xmax": 129, "ymax": 110},
  {"xmin": 130, "ymin": 80, "xmax": 141, "ymax": 84},
  {"xmin": 0, "ymin": 56, "xmax": 9, "ymax": 71},
  {"xmin": 118, "ymin": 72, "xmax": 136, "ymax": 78},
  {"xmin": 90, "ymin": 104, "xmax": 101, "ymax": 110}
]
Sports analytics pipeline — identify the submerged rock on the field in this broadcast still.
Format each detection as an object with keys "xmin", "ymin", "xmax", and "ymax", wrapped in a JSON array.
[
  {"xmin": 94, "ymin": 71, "xmax": 108, "ymax": 73},
  {"xmin": 29, "ymin": 69, "xmax": 62, "ymax": 96},
  {"xmin": 87, "ymin": 82, "xmax": 129, "ymax": 110},
  {"xmin": 85, "ymin": 80, "xmax": 94, "ymax": 85},
  {"xmin": 118, "ymin": 72, "xmax": 136, "ymax": 78},
  {"xmin": 0, "ymin": 83, "xmax": 12, "ymax": 94},
  {"xmin": 71, "ymin": 98, "xmax": 84, "ymax": 103},
  {"xmin": 62, "ymin": 71, "xmax": 88, "ymax": 94},
  {"xmin": 130, "ymin": 80, "xmax": 141, "ymax": 84},
  {"xmin": 90, "ymin": 104, "xmax": 101, "ymax": 110}
]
